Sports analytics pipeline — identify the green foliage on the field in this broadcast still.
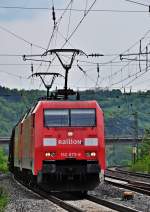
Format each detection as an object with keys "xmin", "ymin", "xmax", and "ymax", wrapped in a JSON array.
[
  {"xmin": 107, "ymin": 144, "xmax": 132, "ymax": 167},
  {"xmin": 0, "ymin": 187, "xmax": 8, "ymax": 212},
  {"xmin": 0, "ymin": 86, "xmax": 45, "ymax": 136},
  {"xmin": 140, "ymin": 129, "xmax": 150, "ymax": 157},
  {"xmin": 0, "ymin": 86, "xmax": 149, "ymax": 136},
  {"xmin": 130, "ymin": 155, "xmax": 150, "ymax": 173},
  {"xmin": 130, "ymin": 129, "xmax": 150, "ymax": 173},
  {"xmin": 0, "ymin": 148, "xmax": 8, "ymax": 173}
]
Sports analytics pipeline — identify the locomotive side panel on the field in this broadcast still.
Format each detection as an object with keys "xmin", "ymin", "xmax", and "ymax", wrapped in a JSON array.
[
  {"xmin": 14, "ymin": 125, "xmax": 20, "ymax": 168},
  {"xmin": 34, "ymin": 104, "xmax": 44, "ymax": 175},
  {"xmin": 21, "ymin": 115, "xmax": 34, "ymax": 170},
  {"xmin": 96, "ymin": 104, "xmax": 106, "ymax": 173},
  {"xmin": 8, "ymin": 128, "xmax": 15, "ymax": 172}
]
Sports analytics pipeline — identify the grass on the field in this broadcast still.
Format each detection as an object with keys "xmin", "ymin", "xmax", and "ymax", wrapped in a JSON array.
[
  {"xmin": 129, "ymin": 155, "xmax": 150, "ymax": 173},
  {"xmin": 0, "ymin": 148, "xmax": 9, "ymax": 211},
  {"xmin": 0, "ymin": 148, "xmax": 8, "ymax": 173},
  {"xmin": 0, "ymin": 187, "xmax": 9, "ymax": 212}
]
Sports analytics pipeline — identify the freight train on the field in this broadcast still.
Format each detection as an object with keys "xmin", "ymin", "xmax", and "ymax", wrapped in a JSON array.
[{"xmin": 8, "ymin": 99, "xmax": 105, "ymax": 193}]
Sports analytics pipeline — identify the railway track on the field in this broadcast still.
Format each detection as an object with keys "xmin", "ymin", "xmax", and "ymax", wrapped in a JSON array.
[
  {"xmin": 86, "ymin": 194, "xmax": 139, "ymax": 212},
  {"xmin": 105, "ymin": 168, "xmax": 150, "ymax": 196},
  {"xmin": 31, "ymin": 189, "xmax": 140, "ymax": 212},
  {"xmin": 108, "ymin": 167, "xmax": 150, "ymax": 179},
  {"xmin": 12, "ymin": 174, "xmax": 141, "ymax": 212}
]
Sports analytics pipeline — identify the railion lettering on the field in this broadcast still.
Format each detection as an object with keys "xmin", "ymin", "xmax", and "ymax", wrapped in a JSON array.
[{"xmin": 58, "ymin": 139, "xmax": 82, "ymax": 145}]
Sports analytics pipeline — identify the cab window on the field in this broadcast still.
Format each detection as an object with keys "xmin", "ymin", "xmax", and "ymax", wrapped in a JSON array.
[
  {"xmin": 70, "ymin": 109, "xmax": 96, "ymax": 127},
  {"xmin": 44, "ymin": 109, "xmax": 69, "ymax": 127}
]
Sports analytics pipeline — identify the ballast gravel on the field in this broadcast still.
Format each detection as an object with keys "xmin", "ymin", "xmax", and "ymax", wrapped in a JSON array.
[
  {"xmin": 0, "ymin": 174, "xmax": 66, "ymax": 212},
  {"xmin": 90, "ymin": 182, "xmax": 150, "ymax": 212},
  {"xmin": 1, "ymin": 173, "xmax": 150, "ymax": 211},
  {"xmin": 65, "ymin": 199, "xmax": 116, "ymax": 212}
]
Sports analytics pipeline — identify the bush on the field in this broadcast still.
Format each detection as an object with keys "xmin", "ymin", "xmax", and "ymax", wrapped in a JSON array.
[
  {"xmin": 130, "ymin": 155, "xmax": 150, "ymax": 173},
  {"xmin": 130, "ymin": 129, "xmax": 150, "ymax": 173},
  {"xmin": 0, "ymin": 148, "xmax": 8, "ymax": 173}
]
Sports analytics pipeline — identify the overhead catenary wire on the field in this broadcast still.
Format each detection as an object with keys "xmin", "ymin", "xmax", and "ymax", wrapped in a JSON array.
[
  {"xmin": 49, "ymin": 0, "xmax": 97, "ymax": 52},
  {"xmin": 0, "ymin": 25, "xmax": 46, "ymax": 50},
  {"xmin": 122, "ymin": 0, "xmax": 149, "ymax": 7},
  {"xmin": 109, "ymin": 37, "xmax": 150, "ymax": 88},
  {"xmin": 40, "ymin": 0, "xmax": 97, "ymax": 82},
  {"xmin": 111, "ymin": 64, "xmax": 150, "ymax": 87},
  {"xmin": 0, "ymin": 69, "xmax": 27, "ymax": 79},
  {"xmin": 38, "ymin": 1, "xmax": 76, "ymax": 90},
  {"xmin": 46, "ymin": 0, "xmax": 57, "ymax": 50},
  {"xmin": 124, "ymin": 66, "xmax": 150, "ymax": 87},
  {"xmin": 66, "ymin": 0, "xmax": 73, "ymax": 39},
  {"xmin": 38, "ymin": 0, "xmax": 77, "ymax": 89},
  {"xmin": 1, "ymin": 1, "xmax": 150, "ymax": 91},
  {"xmin": 47, "ymin": 0, "xmax": 95, "ymax": 51},
  {"xmin": 74, "ymin": 29, "xmax": 150, "ymax": 71},
  {"xmin": 96, "ymin": 30, "xmax": 150, "ymax": 84},
  {"xmin": 0, "ymin": 5, "xmax": 148, "ymax": 13}
]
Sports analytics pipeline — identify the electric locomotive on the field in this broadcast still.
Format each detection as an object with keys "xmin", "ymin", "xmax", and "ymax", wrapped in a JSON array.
[
  {"xmin": 9, "ymin": 98, "xmax": 105, "ymax": 192},
  {"xmin": 9, "ymin": 49, "xmax": 105, "ymax": 193}
]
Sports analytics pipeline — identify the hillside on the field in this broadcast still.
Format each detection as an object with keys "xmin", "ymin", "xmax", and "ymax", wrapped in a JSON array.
[{"xmin": 0, "ymin": 86, "xmax": 149, "ymax": 137}]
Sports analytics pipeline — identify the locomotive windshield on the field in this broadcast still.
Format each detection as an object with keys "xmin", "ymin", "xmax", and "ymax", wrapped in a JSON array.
[
  {"xmin": 44, "ymin": 109, "xmax": 69, "ymax": 127},
  {"xmin": 44, "ymin": 108, "xmax": 96, "ymax": 127},
  {"xmin": 70, "ymin": 109, "xmax": 95, "ymax": 126}
]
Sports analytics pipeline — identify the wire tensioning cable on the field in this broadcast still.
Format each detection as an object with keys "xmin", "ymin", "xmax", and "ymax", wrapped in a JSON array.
[{"xmin": 0, "ymin": 25, "xmax": 46, "ymax": 50}]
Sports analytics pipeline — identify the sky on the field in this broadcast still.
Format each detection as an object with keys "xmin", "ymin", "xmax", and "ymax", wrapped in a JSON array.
[{"xmin": 0, "ymin": 0, "xmax": 150, "ymax": 91}]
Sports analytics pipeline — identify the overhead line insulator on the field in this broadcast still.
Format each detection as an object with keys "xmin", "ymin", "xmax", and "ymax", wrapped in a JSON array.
[
  {"xmin": 88, "ymin": 53, "xmax": 104, "ymax": 57},
  {"xmin": 52, "ymin": 6, "xmax": 56, "ymax": 27}
]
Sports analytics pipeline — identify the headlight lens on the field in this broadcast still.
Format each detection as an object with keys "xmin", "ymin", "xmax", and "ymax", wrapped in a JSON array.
[
  {"xmin": 45, "ymin": 152, "xmax": 56, "ymax": 157},
  {"xmin": 85, "ymin": 152, "xmax": 96, "ymax": 157},
  {"xmin": 84, "ymin": 138, "xmax": 98, "ymax": 146},
  {"xmin": 91, "ymin": 152, "xmax": 96, "ymax": 157},
  {"xmin": 43, "ymin": 138, "xmax": 57, "ymax": 146}
]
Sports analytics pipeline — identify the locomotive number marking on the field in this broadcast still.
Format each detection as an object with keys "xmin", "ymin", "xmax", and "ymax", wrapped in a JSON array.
[{"xmin": 60, "ymin": 152, "xmax": 81, "ymax": 157}]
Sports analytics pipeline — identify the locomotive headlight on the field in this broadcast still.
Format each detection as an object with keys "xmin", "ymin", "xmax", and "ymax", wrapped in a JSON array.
[
  {"xmin": 45, "ymin": 152, "xmax": 56, "ymax": 157},
  {"xmin": 43, "ymin": 138, "xmax": 57, "ymax": 146},
  {"xmin": 91, "ymin": 152, "xmax": 96, "ymax": 157},
  {"xmin": 45, "ymin": 152, "xmax": 51, "ymax": 157},
  {"xmin": 85, "ymin": 152, "xmax": 96, "ymax": 157},
  {"xmin": 84, "ymin": 138, "xmax": 98, "ymax": 146}
]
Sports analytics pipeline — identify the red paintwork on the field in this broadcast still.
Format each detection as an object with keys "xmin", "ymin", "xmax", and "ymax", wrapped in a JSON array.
[{"xmin": 14, "ymin": 100, "xmax": 105, "ymax": 176}]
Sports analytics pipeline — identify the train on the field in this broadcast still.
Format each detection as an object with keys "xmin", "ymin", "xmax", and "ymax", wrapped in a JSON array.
[{"xmin": 8, "ymin": 99, "xmax": 105, "ymax": 193}]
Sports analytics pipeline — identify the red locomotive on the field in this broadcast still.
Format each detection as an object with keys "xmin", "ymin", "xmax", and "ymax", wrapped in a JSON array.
[
  {"xmin": 9, "ymin": 49, "xmax": 106, "ymax": 193},
  {"xmin": 9, "ymin": 99, "xmax": 105, "ymax": 192}
]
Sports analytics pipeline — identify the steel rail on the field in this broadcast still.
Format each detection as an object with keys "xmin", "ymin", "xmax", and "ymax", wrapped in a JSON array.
[
  {"xmin": 32, "ymin": 189, "xmax": 85, "ymax": 212},
  {"xmin": 12, "ymin": 174, "xmax": 142, "ymax": 212},
  {"xmin": 105, "ymin": 173, "xmax": 150, "ymax": 188},
  {"xmin": 106, "ymin": 169, "xmax": 150, "ymax": 191},
  {"xmin": 114, "ymin": 168, "xmax": 150, "ymax": 179},
  {"xmin": 13, "ymin": 175, "xmax": 85, "ymax": 212},
  {"xmin": 86, "ymin": 194, "xmax": 140, "ymax": 212},
  {"xmin": 105, "ymin": 177, "xmax": 150, "ymax": 196}
]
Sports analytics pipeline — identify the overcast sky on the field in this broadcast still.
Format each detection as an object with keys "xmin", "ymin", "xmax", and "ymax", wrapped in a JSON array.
[{"xmin": 0, "ymin": 0, "xmax": 150, "ymax": 91}]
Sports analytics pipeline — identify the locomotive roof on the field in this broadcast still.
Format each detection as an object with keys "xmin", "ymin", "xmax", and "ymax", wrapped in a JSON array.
[{"xmin": 32, "ymin": 100, "xmax": 102, "ymax": 114}]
